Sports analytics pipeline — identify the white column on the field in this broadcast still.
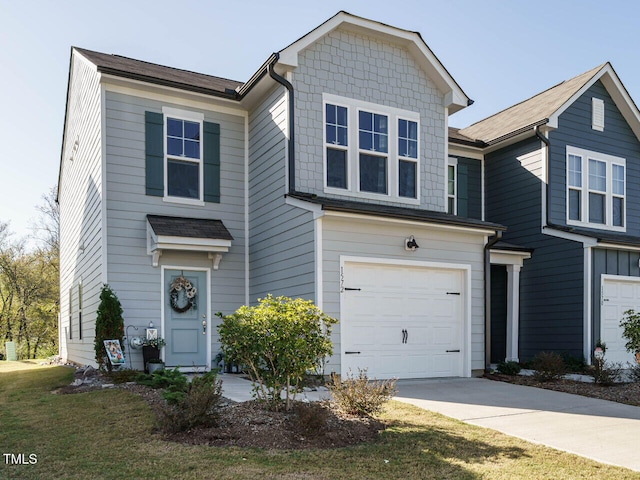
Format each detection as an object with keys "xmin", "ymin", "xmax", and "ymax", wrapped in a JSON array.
[{"xmin": 505, "ymin": 264, "xmax": 521, "ymax": 362}]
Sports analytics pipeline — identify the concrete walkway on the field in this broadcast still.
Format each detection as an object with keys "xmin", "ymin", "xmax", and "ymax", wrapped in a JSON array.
[{"xmin": 220, "ymin": 374, "xmax": 640, "ymax": 472}]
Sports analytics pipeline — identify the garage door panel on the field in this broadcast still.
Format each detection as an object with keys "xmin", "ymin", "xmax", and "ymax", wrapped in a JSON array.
[
  {"xmin": 342, "ymin": 262, "xmax": 465, "ymax": 379},
  {"xmin": 601, "ymin": 278, "xmax": 640, "ymax": 364}
]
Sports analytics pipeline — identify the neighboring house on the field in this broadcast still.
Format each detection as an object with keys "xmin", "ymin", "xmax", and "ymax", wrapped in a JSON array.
[
  {"xmin": 457, "ymin": 63, "xmax": 640, "ymax": 365},
  {"xmin": 58, "ymin": 11, "xmax": 640, "ymax": 379}
]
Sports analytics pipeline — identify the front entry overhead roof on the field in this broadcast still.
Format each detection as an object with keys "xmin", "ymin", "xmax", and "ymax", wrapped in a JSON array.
[{"xmin": 146, "ymin": 215, "xmax": 233, "ymax": 268}]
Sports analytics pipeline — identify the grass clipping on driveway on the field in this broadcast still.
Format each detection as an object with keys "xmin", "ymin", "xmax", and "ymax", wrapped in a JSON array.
[{"xmin": 1, "ymin": 362, "xmax": 638, "ymax": 480}]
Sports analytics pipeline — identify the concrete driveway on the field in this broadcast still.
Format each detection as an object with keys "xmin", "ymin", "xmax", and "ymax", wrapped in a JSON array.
[{"xmin": 395, "ymin": 378, "xmax": 640, "ymax": 472}]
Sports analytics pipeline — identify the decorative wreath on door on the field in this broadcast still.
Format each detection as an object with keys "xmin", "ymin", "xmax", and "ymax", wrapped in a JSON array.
[{"xmin": 169, "ymin": 276, "xmax": 197, "ymax": 313}]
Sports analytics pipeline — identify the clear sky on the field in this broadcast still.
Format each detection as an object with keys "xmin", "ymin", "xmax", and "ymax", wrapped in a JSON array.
[{"xmin": 1, "ymin": 0, "xmax": 639, "ymax": 241}]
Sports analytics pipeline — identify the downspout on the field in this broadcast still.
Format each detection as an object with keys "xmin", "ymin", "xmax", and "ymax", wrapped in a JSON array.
[
  {"xmin": 484, "ymin": 230, "xmax": 503, "ymax": 371},
  {"xmin": 267, "ymin": 53, "xmax": 296, "ymax": 194},
  {"xmin": 534, "ymin": 125, "xmax": 551, "ymax": 227}
]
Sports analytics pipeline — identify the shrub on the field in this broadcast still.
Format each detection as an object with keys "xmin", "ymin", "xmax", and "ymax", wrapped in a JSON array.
[
  {"xmin": 620, "ymin": 310, "xmax": 640, "ymax": 357},
  {"xmin": 496, "ymin": 361, "xmax": 521, "ymax": 376},
  {"xmin": 292, "ymin": 401, "xmax": 329, "ymax": 436},
  {"xmin": 217, "ymin": 295, "xmax": 338, "ymax": 411},
  {"xmin": 94, "ymin": 285, "xmax": 125, "ymax": 372},
  {"xmin": 135, "ymin": 367, "xmax": 188, "ymax": 400},
  {"xmin": 629, "ymin": 363, "xmax": 640, "ymax": 383},
  {"xmin": 158, "ymin": 371, "xmax": 223, "ymax": 433},
  {"xmin": 591, "ymin": 360, "xmax": 623, "ymax": 385},
  {"xmin": 562, "ymin": 354, "xmax": 587, "ymax": 373},
  {"xmin": 328, "ymin": 369, "xmax": 397, "ymax": 417},
  {"xmin": 531, "ymin": 351, "xmax": 566, "ymax": 382}
]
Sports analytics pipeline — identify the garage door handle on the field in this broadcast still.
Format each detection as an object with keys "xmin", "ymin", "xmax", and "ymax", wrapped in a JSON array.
[
  {"xmin": 446, "ymin": 349, "xmax": 460, "ymax": 353},
  {"xmin": 345, "ymin": 351, "xmax": 361, "ymax": 355},
  {"xmin": 447, "ymin": 292, "xmax": 461, "ymax": 295}
]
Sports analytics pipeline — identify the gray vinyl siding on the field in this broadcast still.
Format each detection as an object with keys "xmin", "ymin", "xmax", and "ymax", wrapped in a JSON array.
[
  {"xmin": 486, "ymin": 137, "xmax": 584, "ymax": 360},
  {"xmin": 549, "ymin": 81, "xmax": 640, "ymax": 234},
  {"xmin": 321, "ymin": 216, "xmax": 487, "ymax": 374},
  {"xmin": 58, "ymin": 52, "xmax": 104, "ymax": 366},
  {"xmin": 457, "ymin": 156, "xmax": 482, "ymax": 220},
  {"xmin": 104, "ymin": 89, "xmax": 246, "ymax": 368},
  {"xmin": 248, "ymin": 86, "xmax": 315, "ymax": 301},
  {"xmin": 592, "ymin": 248, "xmax": 640, "ymax": 347},
  {"xmin": 293, "ymin": 26, "xmax": 447, "ymax": 211}
]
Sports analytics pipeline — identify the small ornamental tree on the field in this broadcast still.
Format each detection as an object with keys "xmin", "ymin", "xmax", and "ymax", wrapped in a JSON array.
[
  {"xmin": 217, "ymin": 295, "xmax": 338, "ymax": 411},
  {"xmin": 94, "ymin": 284, "xmax": 125, "ymax": 371},
  {"xmin": 620, "ymin": 309, "xmax": 640, "ymax": 361}
]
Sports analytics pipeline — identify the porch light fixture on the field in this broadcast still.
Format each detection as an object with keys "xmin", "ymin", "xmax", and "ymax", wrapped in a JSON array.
[{"xmin": 405, "ymin": 235, "xmax": 419, "ymax": 251}]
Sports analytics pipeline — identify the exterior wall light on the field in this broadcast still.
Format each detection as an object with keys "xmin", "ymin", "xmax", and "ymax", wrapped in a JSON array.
[{"xmin": 405, "ymin": 235, "xmax": 419, "ymax": 251}]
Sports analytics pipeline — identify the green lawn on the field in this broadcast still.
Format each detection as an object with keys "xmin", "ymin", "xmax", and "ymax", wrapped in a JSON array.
[{"xmin": 1, "ymin": 361, "xmax": 638, "ymax": 480}]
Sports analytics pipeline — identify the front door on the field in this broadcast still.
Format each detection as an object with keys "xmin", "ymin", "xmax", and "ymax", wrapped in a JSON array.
[{"xmin": 164, "ymin": 269, "xmax": 208, "ymax": 369}]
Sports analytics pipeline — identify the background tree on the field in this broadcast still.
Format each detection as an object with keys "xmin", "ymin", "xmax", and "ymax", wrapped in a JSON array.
[{"xmin": 94, "ymin": 285, "xmax": 125, "ymax": 371}]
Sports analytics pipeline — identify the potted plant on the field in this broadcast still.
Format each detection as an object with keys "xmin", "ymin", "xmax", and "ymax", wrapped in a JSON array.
[
  {"xmin": 620, "ymin": 309, "xmax": 640, "ymax": 363},
  {"xmin": 141, "ymin": 336, "xmax": 166, "ymax": 373}
]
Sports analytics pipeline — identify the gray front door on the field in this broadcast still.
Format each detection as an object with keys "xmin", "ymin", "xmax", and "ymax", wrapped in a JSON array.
[{"xmin": 164, "ymin": 269, "xmax": 207, "ymax": 369}]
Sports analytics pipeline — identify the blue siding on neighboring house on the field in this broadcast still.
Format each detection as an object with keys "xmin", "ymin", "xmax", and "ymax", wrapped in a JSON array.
[
  {"xmin": 457, "ymin": 156, "xmax": 482, "ymax": 220},
  {"xmin": 549, "ymin": 81, "xmax": 640, "ymax": 234},
  {"xmin": 486, "ymin": 136, "xmax": 584, "ymax": 360},
  {"xmin": 592, "ymin": 248, "xmax": 640, "ymax": 344}
]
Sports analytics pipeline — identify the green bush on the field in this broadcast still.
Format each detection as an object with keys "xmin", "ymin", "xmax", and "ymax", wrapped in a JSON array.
[
  {"xmin": 591, "ymin": 360, "xmax": 623, "ymax": 385},
  {"xmin": 94, "ymin": 285, "xmax": 125, "ymax": 372},
  {"xmin": 496, "ymin": 361, "xmax": 521, "ymax": 376},
  {"xmin": 217, "ymin": 295, "xmax": 338, "ymax": 411},
  {"xmin": 158, "ymin": 371, "xmax": 223, "ymax": 433},
  {"xmin": 531, "ymin": 351, "xmax": 566, "ymax": 382},
  {"xmin": 620, "ymin": 310, "xmax": 640, "ymax": 356},
  {"xmin": 328, "ymin": 369, "xmax": 397, "ymax": 417},
  {"xmin": 135, "ymin": 367, "xmax": 188, "ymax": 400}
]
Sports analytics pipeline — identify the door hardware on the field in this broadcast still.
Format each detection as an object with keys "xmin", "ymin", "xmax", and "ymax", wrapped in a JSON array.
[
  {"xmin": 402, "ymin": 329, "xmax": 408, "ymax": 344},
  {"xmin": 202, "ymin": 319, "xmax": 207, "ymax": 335},
  {"xmin": 345, "ymin": 351, "xmax": 361, "ymax": 354},
  {"xmin": 344, "ymin": 287, "xmax": 361, "ymax": 291},
  {"xmin": 446, "ymin": 349, "xmax": 461, "ymax": 353},
  {"xmin": 446, "ymin": 292, "xmax": 461, "ymax": 295}
]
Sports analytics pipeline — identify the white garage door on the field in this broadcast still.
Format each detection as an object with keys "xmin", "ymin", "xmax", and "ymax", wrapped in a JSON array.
[
  {"xmin": 601, "ymin": 276, "xmax": 640, "ymax": 364},
  {"xmin": 341, "ymin": 261, "xmax": 465, "ymax": 379}
]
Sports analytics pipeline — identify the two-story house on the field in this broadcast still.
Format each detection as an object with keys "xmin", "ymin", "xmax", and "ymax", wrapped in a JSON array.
[
  {"xmin": 457, "ymin": 63, "xmax": 640, "ymax": 366},
  {"xmin": 58, "ymin": 11, "xmax": 640, "ymax": 378}
]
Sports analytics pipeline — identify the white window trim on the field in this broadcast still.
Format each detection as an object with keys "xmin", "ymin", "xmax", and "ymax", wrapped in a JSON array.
[
  {"xmin": 162, "ymin": 106, "xmax": 205, "ymax": 206},
  {"xmin": 323, "ymin": 93, "xmax": 420, "ymax": 205},
  {"xmin": 447, "ymin": 158, "xmax": 457, "ymax": 215},
  {"xmin": 566, "ymin": 145, "xmax": 625, "ymax": 232}
]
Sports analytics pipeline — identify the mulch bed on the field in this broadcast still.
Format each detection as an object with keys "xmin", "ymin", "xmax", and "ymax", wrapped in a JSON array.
[{"xmin": 484, "ymin": 372, "xmax": 640, "ymax": 407}]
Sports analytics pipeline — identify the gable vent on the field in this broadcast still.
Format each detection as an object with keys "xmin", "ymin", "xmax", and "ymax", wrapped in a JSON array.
[{"xmin": 592, "ymin": 97, "xmax": 604, "ymax": 131}]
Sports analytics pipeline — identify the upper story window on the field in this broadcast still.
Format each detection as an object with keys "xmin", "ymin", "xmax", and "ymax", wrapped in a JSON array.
[
  {"xmin": 566, "ymin": 146, "xmax": 625, "ymax": 231},
  {"xmin": 164, "ymin": 108, "xmax": 204, "ymax": 203},
  {"xmin": 323, "ymin": 93, "xmax": 420, "ymax": 204},
  {"xmin": 145, "ymin": 109, "xmax": 221, "ymax": 204}
]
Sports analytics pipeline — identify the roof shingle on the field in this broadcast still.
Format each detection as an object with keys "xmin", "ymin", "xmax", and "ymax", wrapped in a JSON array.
[{"xmin": 147, "ymin": 215, "xmax": 233, "ymax": 240}]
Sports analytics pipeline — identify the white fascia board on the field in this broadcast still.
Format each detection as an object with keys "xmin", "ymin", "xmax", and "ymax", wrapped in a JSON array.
[
  {"xmin": 490, "ymin": 250, "xmax": 532, "ymax": 266},
  {"xmin": 285, "ymin": 196, "xmax": 325, "ymax": 219},
  {"xmin": 324, "ymin": 210, "xmax": 498, "ymax": 235},
  {"xmin": 155, "ymin": 235, "xmax": 231, "ymax": 251},
  {"xmin": 448, "ymin": 144, "xmax": 484, "ymax": 160},
  {"xmin": 542, "ymin": 226, "xmax": 598, "ymax": 246},
  {"xmin": 597, "ymin": 242, "xmax": 640, "ymax": 252},
  {"xmin": 278, "ymin": 12, "xmax": 468, "ymax": 112}
]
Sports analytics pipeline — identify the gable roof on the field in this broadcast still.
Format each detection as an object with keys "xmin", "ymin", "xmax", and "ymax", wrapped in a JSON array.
[
  {"xmin": 74, "ymin": 47, "xmax": 243, "ymax": 99},
  {"xmin": 459, "ymin": 63, "xmax": 640, "ymax": 145},
  {"xmin": 278, "ymin": 11, "xmax": 470, "ymax": 113}
]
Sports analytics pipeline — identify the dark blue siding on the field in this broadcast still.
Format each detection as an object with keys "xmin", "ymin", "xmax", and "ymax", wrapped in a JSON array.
[
  {"xmin": 456, "ymin": 156, "xmax": 482, "ymax": 220},
  {"xmin": 549, "ymin": 81, "xmax": 640, "ymax": 235},
  {"xmin": 592, "ymin": 248, "xmax": 640, "ymax": 346},
  {"xmin": 490, "ymin": 265, "xmax": 507, "ymax": 363},
  {"xmin": 486, "ymin": 137, "xmax": 584, "ymax": 360}
]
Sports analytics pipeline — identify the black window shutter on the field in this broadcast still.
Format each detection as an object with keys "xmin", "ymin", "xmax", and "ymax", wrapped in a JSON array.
[
  {"xmin": 145, "ymin": 111, "xmax": 164, "ymax": 196},
  {"xmin": 457, "ymin": 164, "xmax": 468, "ymax": 217},
  {"xmin": 203, "ymin": 122, "xmax": 221, "ymax": 203}
]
